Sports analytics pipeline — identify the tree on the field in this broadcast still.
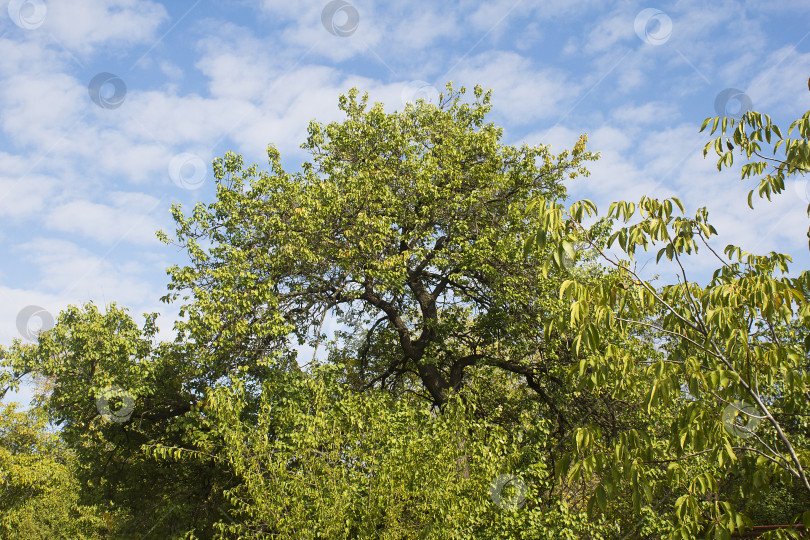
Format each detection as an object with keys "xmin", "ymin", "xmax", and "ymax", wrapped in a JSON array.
[
  {"xmin": 0, "ymin": 401, "xmax": 116, "ymax": 538},
  {"xmin": 158, "ymin": 83, "xmax": 614, "ymax": 423},
  {"xmin": 0, "ymin": 304, "xmax": 238, "ymax": 538},
  {"xmin": 528, "ymin": 108, "xmax": 810, "ymax": 537}
]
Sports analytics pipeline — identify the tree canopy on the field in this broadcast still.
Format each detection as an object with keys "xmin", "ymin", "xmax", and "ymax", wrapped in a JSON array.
[{"xmin": 158, "ymin": 84, "xmax": 601, "ymax": 409}]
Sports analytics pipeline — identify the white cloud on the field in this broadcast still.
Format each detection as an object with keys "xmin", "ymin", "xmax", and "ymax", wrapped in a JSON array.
[
  {"xmin": 194, "ymin": 26, "xmax": 281, "ymax": 101},
  {"xmin": 258, "ymin": 0, "xmax": 383, "ymax": 62},
  {"xmin": 44, "ymin": 191, "xmax": 166, "ymax": 245},
  {"xmin": 12, "ymin": 237, "xmax": 166, "ymax": 306},
  {"xmin": 258, "ymin": 0, "xmax": 301, "ymax": 19},
  {"xmin": 452, "ymin": 51, "xmax": 580, "ymax": 125},
  {"xmin": 467, "ymin": 0, "xmax": 600, "ymax": 30},
  {"xmin": 746, "ymin": 47, "xmax": 810, "ymax": 116},
  {"xmin": 158, "ymin": 60, "xmax": 184, "ymax": 81},
  {"xmin": 385, "ymin": 4, "xmax": 462, "ymax": 49},
  {"xmin": 0, "ymin": 33, "xmax": 63, "ymax": 74},
  {"xmin": 521, "ymin": 124, "xmax": 582, "ymax": 154},
  {"xmin": 0, "ymin": 72, "xmax": 87, "ymax": 148},
  {"xmin": 716, "ymin": 51, "xmax": 761, "ymax": 87},
  {"xmin": 0, "ymin": 152, "xmax": 60, "ymax": 219},
  {"xmin": 584, "ymin": 13, "xmax": 634, "ymax": 54},
  {"xmin": 0, "ymin": 287, "xmax": 63, "ymax": 347},
  {"xmin": 43, "ymin": 0, "xmax": 169, "ymax": 56},
  {"xmin": 612, "ymin": 102, "xmax": 680, "ymax": 125}
]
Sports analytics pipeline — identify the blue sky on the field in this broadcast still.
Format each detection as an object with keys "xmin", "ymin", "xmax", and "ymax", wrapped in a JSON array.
[{"xmin": 2, "ymin": 0, "xmax": 810, "ymax": 405}]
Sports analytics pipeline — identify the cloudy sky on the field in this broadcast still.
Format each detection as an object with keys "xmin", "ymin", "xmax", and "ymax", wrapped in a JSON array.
[{"xmin": 2, "ymin": 0, "xmax": 810, "ymax": 404}]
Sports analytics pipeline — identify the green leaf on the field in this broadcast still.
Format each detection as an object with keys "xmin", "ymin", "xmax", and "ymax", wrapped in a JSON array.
[
  {"xmin": 645, "ymin": 382, "xmax": 657, "ymax": 414},
  {"xmin": 562, "ymin": 241, "xmax": 576, "ymax": 265},
  {"xmin": 596, "ymin": 484, "xmax": 607, "ymax": 512}
]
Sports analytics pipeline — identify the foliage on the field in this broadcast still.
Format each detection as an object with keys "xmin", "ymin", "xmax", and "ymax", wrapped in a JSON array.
[
  {"xmin": 4, "ymin": 85, "xmax": 809, "ymax": 538},
  {"xmin": 156, "ymin": 83, "xmax": 599, "ymax": 412},
  {"xmin": 700, "ymin": 110, "xmax": 810, "ymax": 246},
  {"xmin": 526, "ymin": 107, "xmax": 810, "ymax": 538},
  {"xmin": 0, "ymin": 402, "xmax": 116, "ymax": 539},
  {"xmin": 193, "ymin": 364, "xmax": 605, "ymax": 539},
  {"xmin": 0, "ymin": 304, "xmax": 237, "ymax": 538}
]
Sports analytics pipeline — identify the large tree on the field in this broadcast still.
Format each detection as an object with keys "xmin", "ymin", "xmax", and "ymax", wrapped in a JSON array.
[{"xmin": 159, "ymin": 83, "xmax": 603, "ymax": 413}]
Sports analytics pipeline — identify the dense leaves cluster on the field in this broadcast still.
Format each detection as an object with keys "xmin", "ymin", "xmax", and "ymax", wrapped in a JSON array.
[{"xmin": 526, "ymin": 110, "xmax": 810, "ymax": 537}]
